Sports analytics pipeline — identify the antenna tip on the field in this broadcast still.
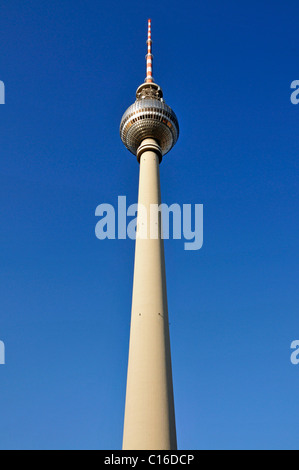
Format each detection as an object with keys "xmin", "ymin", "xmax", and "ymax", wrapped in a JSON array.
[{"xmin": 145, "ymin": 19, "xmax": 153, "ymax": 83}]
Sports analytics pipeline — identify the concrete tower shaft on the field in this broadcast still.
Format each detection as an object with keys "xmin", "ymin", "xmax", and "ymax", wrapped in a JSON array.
[{"xmin": 122, "ymin": 139, "xmax": 177, "ymax": 450}]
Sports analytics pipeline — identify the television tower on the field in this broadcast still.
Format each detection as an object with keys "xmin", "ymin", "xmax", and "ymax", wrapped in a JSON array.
[{"xmin": 120, "ymin": 19, "xmax": 179, "ymax": 450}]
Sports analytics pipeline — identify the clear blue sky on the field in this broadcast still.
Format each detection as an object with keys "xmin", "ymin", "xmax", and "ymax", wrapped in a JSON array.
[{"xmin": 0, "ymin": 0, "xmax": 298, "ymax": 450}]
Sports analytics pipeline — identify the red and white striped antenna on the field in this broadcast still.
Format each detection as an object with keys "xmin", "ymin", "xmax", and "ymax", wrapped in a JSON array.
[{"xmin": 145, "ymin": 19, "xmax": 154, "ymax": 83}]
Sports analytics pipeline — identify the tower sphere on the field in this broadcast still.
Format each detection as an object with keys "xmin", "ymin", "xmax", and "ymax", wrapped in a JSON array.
[{"xmin": 120, "ymin": 82, "xmax": 179, "ymax": 158}]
